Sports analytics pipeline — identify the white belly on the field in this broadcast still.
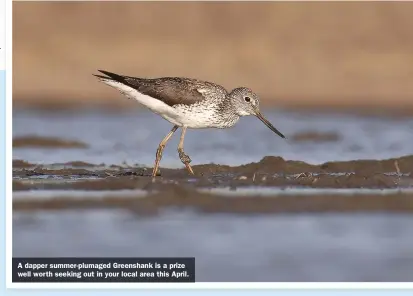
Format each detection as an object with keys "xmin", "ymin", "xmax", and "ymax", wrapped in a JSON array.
[{"xmin": 172, "ymin": 104, "xmax": 228, "ymax": 129}]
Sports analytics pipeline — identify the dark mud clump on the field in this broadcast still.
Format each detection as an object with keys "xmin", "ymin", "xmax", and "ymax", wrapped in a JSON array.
[
  {"xmin": 320, "ymin": 155, "xmax": 413, "ymax": 174},
  {"xmin": 190, "ymin": 154, "xmax": 413, "ymax": 176},
  {"xmin": 13, "ymin": 136, "xmax": 88, "ymax": 149},
  {"xmin": 12, "ymin": 184, "xmax": 413, "ymax": 215},
  {"xmin": 291, "ymin": 131, "xmax": 340, "ymax": 143},
  {"xmin": 13, "ymin": 159, "xmax": 35, "ymax": 168},
  {"xmin": 190, "ymin": 156, "xmax": 319, "ymax": 176},
  {"xmin": 13, "ymin": 180, "xmax": 32, "ymax": 191},
  {"xmin": 58, "ymin": 161, "xmax": 97, "ymax": 167}
]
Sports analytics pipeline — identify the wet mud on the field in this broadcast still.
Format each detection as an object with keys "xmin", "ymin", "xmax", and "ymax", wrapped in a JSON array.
[
  {"xmin": 12, "ymin": 185, "xmax": 413, "ymax": 214},
  {"xmin": 13, "ymin": 160, "xmax": 34, "ymax": 168},
  {"xmin": 13, "ymin": 155, "xmax": 413, "ymax": 191},
  {"xmin": 12, "ymin": 154, "xmax": 413, "ymax": 214},
  {"xmin": 13, "ymin": 136, "xmax": 88, "ymax": 149}
]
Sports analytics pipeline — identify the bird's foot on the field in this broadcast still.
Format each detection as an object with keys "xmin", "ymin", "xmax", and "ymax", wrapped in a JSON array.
[
  {"xmin": 178, "ymin": 148, "xmax": 194, "ymax": 175},
  {"xmin": 151, "ymin": 167, "xmax": 161, "ymax": 177},
  {"xmin": 178, "ymin": 148, "xmax": 192, "ymax": 164}
]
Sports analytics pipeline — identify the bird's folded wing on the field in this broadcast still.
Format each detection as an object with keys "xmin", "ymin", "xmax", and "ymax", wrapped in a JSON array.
[
  {"xmin": 124, "ymin": 76, "xmax": 228, "ymax": 107},
  {"xmin": 95, "ymin": 70, "xmax": 228, "ymax": 107}
]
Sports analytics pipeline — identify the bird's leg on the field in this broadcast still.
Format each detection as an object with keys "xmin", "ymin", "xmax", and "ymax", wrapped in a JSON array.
[
  {"xmin": 178, "ymin": 127, "xmax": 194, "ymax": 175},
  {"xmin": 152, "ymin": 125, "xmax": 179, "ymax": 177}
]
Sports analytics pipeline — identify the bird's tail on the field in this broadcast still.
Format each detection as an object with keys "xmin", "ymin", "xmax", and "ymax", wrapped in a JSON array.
[{"xmin": 93, "ymin": 70, "xmax": 126, "ymax": 83}]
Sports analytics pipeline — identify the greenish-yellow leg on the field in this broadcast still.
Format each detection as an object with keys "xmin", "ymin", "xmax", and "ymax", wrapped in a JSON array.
[
  {"xmin": 178, "ymin": 127, "xmax": 194, "ymax": 175},
  {"xmin": 152, "ymin": 125, "xmax": 179, "ymax": 177}
]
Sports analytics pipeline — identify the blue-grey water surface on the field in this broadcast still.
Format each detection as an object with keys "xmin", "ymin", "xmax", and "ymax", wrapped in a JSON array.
[
  {"xmin": 12, "ymin": 108, "xmax": 413, "ymax": 281},
  {"xmin": 13, "ymin": 108, "xmax": 413, "ymax": 167}
]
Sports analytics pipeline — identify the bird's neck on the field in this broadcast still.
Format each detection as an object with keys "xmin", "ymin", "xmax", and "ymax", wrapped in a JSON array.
[{"xmin": 216, "ymin": 98, "xmax": 240, "ymax": 128}]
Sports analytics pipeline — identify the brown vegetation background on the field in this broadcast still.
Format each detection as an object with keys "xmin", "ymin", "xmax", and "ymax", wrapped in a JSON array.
[{"xmin": 13, "ymin": 2, "xmax": 413, "ymax": 111}]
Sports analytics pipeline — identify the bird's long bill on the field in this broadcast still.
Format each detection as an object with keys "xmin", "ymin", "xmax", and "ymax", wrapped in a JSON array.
[{"xmin": 255, "ymin": 111, "xmax": 285, "ymax": 139}]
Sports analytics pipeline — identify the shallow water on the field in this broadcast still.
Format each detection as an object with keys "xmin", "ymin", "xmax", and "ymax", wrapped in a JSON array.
[
  {"xmin": 13, "ymin": 108, "xmax": 413, "ymax": 167},
  {"xmin": 13, "ymin": 210, "xmax": 413, "ymax": 281},
  {"xmin": 13, "ymin": 187, "xmax": 413, "ymax": 200},
  {"xmin": 12, "ymin": 108, "xmax": 413, "ymax": 281},
  {"xmin": 201, "ymin": 186, "xmax": 413, "ymax": 196}
]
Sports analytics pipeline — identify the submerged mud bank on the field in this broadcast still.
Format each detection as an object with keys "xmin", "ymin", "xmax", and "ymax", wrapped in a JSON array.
[
  {"xmin": 291, "ymin": 131, "xmax": 340, "ymax": 143},
  {"xmin": 13, "ymin": 136, "xmax": 88, "ymax": 149},
  {"xmin": 12, "ymin": 155, "xmax": 413, "ymax": 191},
  {"xmin": 12, "ymin": 185, "xmax": 413, "ymax": 214}
]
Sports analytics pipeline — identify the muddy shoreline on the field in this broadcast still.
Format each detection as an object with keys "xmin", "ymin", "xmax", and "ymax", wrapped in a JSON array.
[
  {"xmin": 13, "ymin": 155, "xmax": 413, "ymax": 191},
  {"xmin": 12, "ymin": 155, "xmax": 413, "ymax": 214}
]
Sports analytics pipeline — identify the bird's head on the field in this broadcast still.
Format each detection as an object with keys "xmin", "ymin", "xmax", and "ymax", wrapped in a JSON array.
[{"xmin": 229, "ymin": 87, "xmax": 285, "ymax": 139}]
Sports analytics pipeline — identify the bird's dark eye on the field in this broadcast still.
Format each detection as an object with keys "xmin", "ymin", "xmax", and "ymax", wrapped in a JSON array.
[{"xmin": 244, "ymin": 96, "xmax": 251, "ymax": 102}]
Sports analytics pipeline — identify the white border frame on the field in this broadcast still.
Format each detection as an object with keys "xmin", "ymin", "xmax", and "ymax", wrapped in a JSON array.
[
  {"xmin": 5, "ymin": 0, "xmax": 413, "ymax": 291},
  {"xmin": 7, "ymin": 283, "xmax": 413, "ymax": 290},
  {"xmin": 5, "ymin": 0, "xmax": 13, "ymax": 287}
]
